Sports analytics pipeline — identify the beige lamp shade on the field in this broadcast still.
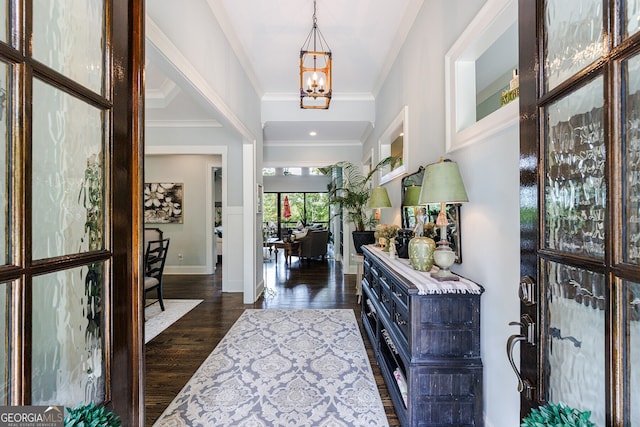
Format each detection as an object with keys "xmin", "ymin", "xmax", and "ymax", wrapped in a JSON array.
[
  {"xmin": 369, "ymin": 186, "xmax": 392, "ymax": 208},
  {"xmin": 419, "ymin": 159, "xmax": 469, "ymax": 204},
  {"xmin": 403, "ymin": 185, "xmax": 422, "ymax": 206}
]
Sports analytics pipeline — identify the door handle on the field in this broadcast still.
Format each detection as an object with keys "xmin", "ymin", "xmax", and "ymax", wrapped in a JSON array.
[
  {"xmin": 510, "ymin": 314, "xmax": 535, "ymax": 344},
  {"xmin": 519, "ymin": 275, "xmax": 536, "ymax": 306},
  {"xmin": 506, "ymin": 314, "xmax": 536, "ymax": 400}
]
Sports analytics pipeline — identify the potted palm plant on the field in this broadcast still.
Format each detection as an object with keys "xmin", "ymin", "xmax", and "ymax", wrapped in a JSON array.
[{"xmin": 324, "ymin": 156, "xmax": 397, "ymax": 254}]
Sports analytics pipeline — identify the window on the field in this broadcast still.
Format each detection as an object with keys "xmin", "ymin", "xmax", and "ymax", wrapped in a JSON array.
[
  {"xmin": 309, "ymin": 168, "xmax": 326, "ymax": 176},
  {"xmin": 283, "ymin": 167, "xmax": 301, "ymax": 176},
  {"xmin": 263, "ymin": 192, "xmax": 329, "ymax": 238}
]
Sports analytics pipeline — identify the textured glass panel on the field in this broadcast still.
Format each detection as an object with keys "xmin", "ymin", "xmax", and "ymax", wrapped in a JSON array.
[
  {"xmin": 544, "ymin": 261, "xmax": 605, "ymax": 426},
  {"xmin": 32, "ymin": 0, "xmax": 104, "ymax": 94},
  {"xmin": 624, "ymin": 54, "xmax": 640, "ymax": 264},
  {"xmin": 629, "ymin": 281, "xmax": 640, "ymax": 424},
  {"xmin": 545, "ymin": 77, "xmax": 605, "ymax": 257},
  {"xmin": 32, "ymin": 79, "xmax": 103, "ymax": 260},
  {"xmin": 0, "ymin": 61, "xmax": 8, "ymax": 266},
  {"xmin": 0, "ymin": 0, "xmax": 6, "ymax": 43},
  {"xmin": 0, "ymin": 282, "xmax": 9, "ymax": 404},
  {"xmin": 627, "ymin": 0, "xmax": 640, "ymax": 38},
  {"xmin": 544, "ymin": 0, "xmax": 603, "ymax": 91},
  {"xmin": 32, "ymin": 263, "xmax": 105, "ymax": 406}
]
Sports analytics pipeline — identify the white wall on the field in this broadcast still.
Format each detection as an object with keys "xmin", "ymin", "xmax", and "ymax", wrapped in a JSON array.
[
  {"xmin": 146, "ymin": 123, "xmax": 245, "ymax": 207},
  {"xmin": 146, "ymin": 0, "xmax": 261, "ymax": 137},
  {"xmin": 367, "ymin": 1, "xmax": 522, "ymax": 426},
  {"xmin": 146, "ymin": 0, "xmax": 264, "ymax": 296},
  {"xmin": 454, "ymin": 126, "xmax": 520, "ymax": 427},
  {"xmin": 145, "ymin": 154, "xmax": 221, "ymax": 273}
]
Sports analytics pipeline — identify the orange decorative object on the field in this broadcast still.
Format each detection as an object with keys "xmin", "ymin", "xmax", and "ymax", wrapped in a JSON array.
[{"xmin": 283, "ymin": 196, "xmax": 291, "ymax": 218}]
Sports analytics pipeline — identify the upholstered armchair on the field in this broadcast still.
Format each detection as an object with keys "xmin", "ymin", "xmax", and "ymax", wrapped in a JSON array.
[{"xmin": 297, "ymin": 229, "xmax": 329, "ymax": 264}]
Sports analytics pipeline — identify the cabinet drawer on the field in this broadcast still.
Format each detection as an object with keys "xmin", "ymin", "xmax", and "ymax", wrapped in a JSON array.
[
  {"xmin": 392, "ymin": 305, "xmax": 410, "ymax": 342},
  {"xmin": 369, "ymin": 275, "xmax": 381, "ymax": 300},
  {"xmin": 363, "ymin": 258, "xmax": 372, "ymax": 281},
  {"xmin": 361, "ymin": 287, "xmax": 378, "ymax": 343},
  {"xmin": 390, "ymin": 280, "xmax": 409, "ymax": 311},
  {"xmin": 379, "ymin": 276, "xmax": 394, "ymax": 314}
]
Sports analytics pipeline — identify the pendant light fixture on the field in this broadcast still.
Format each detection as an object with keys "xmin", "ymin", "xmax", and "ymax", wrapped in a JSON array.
[{"xmin": 299, "ymin": 0, "xmax": 332, "ymax": 109}]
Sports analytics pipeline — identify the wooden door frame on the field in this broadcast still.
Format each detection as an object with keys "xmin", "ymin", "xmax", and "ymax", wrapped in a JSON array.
[
  {"xmin": 110, "ymin": 0, "xmax": 145, "ymax": 424},
  {"xmin": 518, "ymin": 0, "xmax": 539, "ymax": 419},
  {"xmin": 518, "ymin": 0, "xmax": 640, "ymax": 423}
]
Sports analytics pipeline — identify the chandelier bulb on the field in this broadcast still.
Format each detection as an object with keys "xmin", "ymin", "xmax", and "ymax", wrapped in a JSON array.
[{"xmin": 299, "ymin": 0, "xmax": 331, "ymax": 108}]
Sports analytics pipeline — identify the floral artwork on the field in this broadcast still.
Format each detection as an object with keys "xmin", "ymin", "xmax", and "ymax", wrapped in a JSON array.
[{"xmin": 144, "ymin": 182, "xmax": 183, "ymax": 224}]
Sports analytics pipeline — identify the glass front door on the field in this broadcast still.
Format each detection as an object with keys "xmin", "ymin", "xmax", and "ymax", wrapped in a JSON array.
[
  {"xmin": 0, "ymin": 1, "xmax": 142, "ymax": 420},
  {"xmin": 518, "ymin": 1, "xmax": 639, "ymax": 424}
]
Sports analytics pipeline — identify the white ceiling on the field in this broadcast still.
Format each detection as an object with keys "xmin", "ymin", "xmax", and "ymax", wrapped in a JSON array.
[
  {"xmin": 207, "ymin": 0, "xmax": 421, "ymax": 95},
  {"xmin": 145, "ymin": 0, "xmax": 424, "ymax": 145}
]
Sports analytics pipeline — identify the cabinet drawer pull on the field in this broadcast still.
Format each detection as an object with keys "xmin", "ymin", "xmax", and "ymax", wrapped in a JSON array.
[
  {"xmin": 366, "ymin": 299, "xmax": 377, "ymax": 316},
  {"xmin": 394, "ymin": 312, "xmax": 407, "ymax": 326},
  {"xmin": 381, "ymin": 329, "xmax": 398, "ymax": 354}
]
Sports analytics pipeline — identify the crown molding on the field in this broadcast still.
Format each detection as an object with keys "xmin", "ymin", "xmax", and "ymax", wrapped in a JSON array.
[
  {"xmin": 146, "ymin": 78, "xmax": 180, "ymax": 109},
  {"xmin": 205, "ymin": 0, "xmax": 264, "ymax": 97},
  {"xmin": 264, "ymin": 139, "xmax": 362, "ymax": 147},
  {"xmin": 146, "ymin": 16, "xmax": 256, "ymax": 144},
  {"xmin": 145, "ymin": 145, "xmax": 228, "ymax": 155},
  {"xmin": 145, "ymin": 120, "xmax": 222, "ymax": 128},
  {"xmin": 262, "ymin": 92, "xmax": 375, "ymax": 102}
]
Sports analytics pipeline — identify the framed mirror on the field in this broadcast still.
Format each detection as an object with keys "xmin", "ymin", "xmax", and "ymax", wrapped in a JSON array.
[
  {"xmin": 444, "ymin": 0, "xmax": 518, "ymax": 153},
  {"xmin": 401, "ymin": 167, "xmax": 462, "ymax": 263},
  {"xmin": 379, "ymin": 106, "xmax": 408, "ymax": 184}
]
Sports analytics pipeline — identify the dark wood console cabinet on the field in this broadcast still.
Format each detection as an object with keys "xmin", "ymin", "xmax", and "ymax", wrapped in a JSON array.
[{"xmin": 360, "ymin": 245, "xmax": 484, "ymax": 426}]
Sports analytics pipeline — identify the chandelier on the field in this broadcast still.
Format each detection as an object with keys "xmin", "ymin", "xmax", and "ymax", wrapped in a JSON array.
[{"xmin": 299, "ymin": 0, "xmax": 332, "ymax": 109}]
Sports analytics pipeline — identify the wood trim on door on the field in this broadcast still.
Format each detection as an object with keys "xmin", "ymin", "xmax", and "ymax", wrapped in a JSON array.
[{"xmin": 110, "ymin": 0, "xmax": 144, "ymax": 424}]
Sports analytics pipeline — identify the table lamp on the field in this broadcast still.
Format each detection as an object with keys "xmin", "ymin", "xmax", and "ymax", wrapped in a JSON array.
[
  {"xmin": 403, "ymin": 185, "xmax": 423, "ymax": 236},
  {"xmin": 419, "ymin": 158, "xmax": 468, "ymax": 281},
  {"xmin": 403, "ymin": 185, "xmax": 421, "ymax": 206},
  {"xmin": 369, "ymin": 186, "xmax": 391, "ymax": 220}
]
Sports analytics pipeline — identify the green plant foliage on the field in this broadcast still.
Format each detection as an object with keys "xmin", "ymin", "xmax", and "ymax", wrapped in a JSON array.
[
  {"xmin": 78, "ymin": 154, "xmax": 103, "ymax": 361},
  {"xmin": 322, "ymin": 156, "xmax": 397, "ymax": 231},
  {"xmin": 65, "ymin": 402, "xmax": 121, "ymax": 427},
  {"xmin": 521, "ymin": 401, "xmax": 595, "ymax": 427}
]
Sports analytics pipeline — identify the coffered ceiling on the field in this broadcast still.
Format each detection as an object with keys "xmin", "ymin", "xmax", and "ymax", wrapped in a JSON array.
[{"xmin": 145, "ymin": 0, "xmax": 424, "ymax": 145}]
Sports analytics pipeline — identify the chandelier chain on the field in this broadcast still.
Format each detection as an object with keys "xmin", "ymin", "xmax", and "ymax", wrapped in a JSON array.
[{"xmin": 299, "ymin": 0, "xmax": 332, "ymax": 109}]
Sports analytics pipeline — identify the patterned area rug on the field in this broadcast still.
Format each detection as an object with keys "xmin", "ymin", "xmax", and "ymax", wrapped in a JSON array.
[
  {"xmin": 145, "ymin": 299, "xmax": 203, "ymax": 344},
  {"xmin": 153, "ymin": 309, "xmax": 389, "ymax": 427}
]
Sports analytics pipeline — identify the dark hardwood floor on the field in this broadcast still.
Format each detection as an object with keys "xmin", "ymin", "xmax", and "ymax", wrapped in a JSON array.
[{"xmin": 144, "ymin": 254, "xmax": 399, "ymax": 426}]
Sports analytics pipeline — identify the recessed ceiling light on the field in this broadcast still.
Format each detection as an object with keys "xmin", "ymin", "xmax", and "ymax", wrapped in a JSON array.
[{"xmin": 309, "ymin": 131, "xmax": 317, "ymax": 136}]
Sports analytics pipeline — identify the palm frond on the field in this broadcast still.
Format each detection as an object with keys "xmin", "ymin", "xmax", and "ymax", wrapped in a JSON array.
[{"xmin": 325, "ymin": 156, "xmax": 398, "ymax": 231}]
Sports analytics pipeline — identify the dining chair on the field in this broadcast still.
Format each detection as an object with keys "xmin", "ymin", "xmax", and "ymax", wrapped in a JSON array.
[{"xmin": 144, "ymin": 238, "xmax": 170, "ymax": 311}]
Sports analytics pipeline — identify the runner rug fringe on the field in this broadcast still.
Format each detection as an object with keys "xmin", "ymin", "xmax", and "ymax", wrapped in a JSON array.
[{"xmin": 154, "ymin": 309, "xmax": 389, "ymax": 426}]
